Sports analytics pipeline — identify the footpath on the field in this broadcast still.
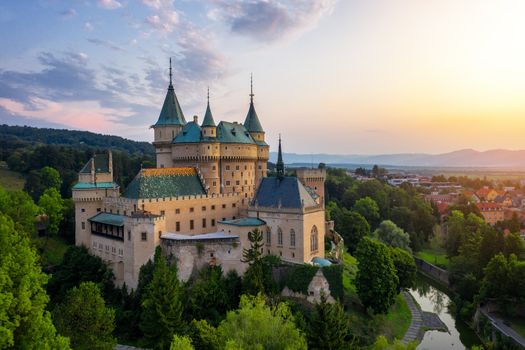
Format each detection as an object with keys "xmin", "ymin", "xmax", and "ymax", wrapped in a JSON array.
[{"xmin": 401, "ymin": 291, "xmax": 423, "ymax": 344}]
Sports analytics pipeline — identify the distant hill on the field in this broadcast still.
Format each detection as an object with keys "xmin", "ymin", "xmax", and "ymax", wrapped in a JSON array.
[
  {"xmin": 0, "ymin": 124, "xmax": 154, "ymax": 156},
  {"xmin": 270, "ymin": 149, "xmax": 525, "ymax": 168}
]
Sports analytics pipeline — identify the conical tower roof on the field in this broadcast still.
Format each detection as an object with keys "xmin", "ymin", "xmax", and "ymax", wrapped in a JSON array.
[
  {"xmin": 153, "ymin": 59, "xmax": 186, "ymax": 127},
  {"xmin": 276, "ymin": 135, "xmax": 284, "ymax": 179},
  {"xmin": 243, "ymin": 75, "xmax": 264, "ymax": 133},
  {"xmin": 202, "ymin": 88, "xmax": 216, "ymax": 127}
]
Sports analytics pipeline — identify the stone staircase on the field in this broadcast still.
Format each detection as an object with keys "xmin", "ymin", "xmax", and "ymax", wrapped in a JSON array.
[{"xmin": 402, "ymin": 291, "xmax": 423, "ymax": 344}]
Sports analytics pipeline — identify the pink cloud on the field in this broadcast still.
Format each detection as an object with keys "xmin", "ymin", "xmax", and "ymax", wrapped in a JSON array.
[
  {"xmin": 98, "ymin": 0, "xmax": 123, "ymax": 10},
  {"xmin": 0, "ymin": 97, "xmax": 134, "ymax": 134}
]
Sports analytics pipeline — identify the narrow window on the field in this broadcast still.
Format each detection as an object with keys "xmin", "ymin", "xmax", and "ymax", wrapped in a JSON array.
[
  {"xmin": 290, "ymin": 229, "xmax": 296, "ymax": 247},
  {"xmin": 176, "ymin": 208, "xmax": 180, "ymax": 214},
  {"xmin": 310, "ymin": 225, "xmax": 318, "ymax": 252},
  {"xmin": 202, "ymin": 218, "xmax": 206, "ymax": 228},
  {"xmin": 277, "ymin": 227, "xmax": 283, "ymax": 246},
  {"xmin": 266, "ymin": 227, "xmax": 272, "ymax": 245},
  {"xmin": 81, "ymin": 222, "xmax": 85, "ymax": 230},
  {"xmin": 211, "ymin": 219, "xmax": 215, "ymax": 226},
  {"xmin": 141, "ymin": 232, "xmax": 147, "ymax": 241},
  {"xmin": 190, "ymin": 220, "xmax": 194, "ymax": 230},
  {"xmin": 176, "ymin": 221, "xmax": 180, "ymax": 231}
]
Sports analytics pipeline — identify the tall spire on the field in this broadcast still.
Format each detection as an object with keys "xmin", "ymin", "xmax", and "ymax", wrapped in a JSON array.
[
  {"xmin": 169, "ymin": 57, "xmax": 173, "ymax": 87},
  {"xmin": 244, "ymin": 74, "xmax": 264, "ymax": 133},
  {"xmin": 202, "ymin": 86, "xmax": 216, "ymax": 127},
  {"xmin": 276, "ymin": 134, "xmax": 284, "ymax": 179},
  {"xmin": 250, "ymin": 73, "xmax": 254, "ymax": 103}
]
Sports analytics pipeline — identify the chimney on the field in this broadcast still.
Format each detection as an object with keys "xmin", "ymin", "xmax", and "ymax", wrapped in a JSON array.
[{"xmin": 193, "ymin": 115, "xmax": 198, "ymax": 123}]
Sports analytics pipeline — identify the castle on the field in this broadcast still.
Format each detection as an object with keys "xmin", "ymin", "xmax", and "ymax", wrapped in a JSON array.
[{"xmin": 73, "ymin": 64, "xmax": 328, "ymax": 288}]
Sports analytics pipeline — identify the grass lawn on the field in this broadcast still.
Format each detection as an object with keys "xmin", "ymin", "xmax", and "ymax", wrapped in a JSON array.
[
  {"xmin": 0, "ymin": 162, "xmax": 25, "ymax": 191},
  {"xmin": 416, "ymin": 247, "xmax": 449, "ymax": 269},
  {"xmin": 379, "ymin": 294, "xmax": 412, "ymax": 341},
  {"xmin": 342, "ymin": 252, "xmax": 358, "ymax": 295},
  {"xmin": 32, "ymin": 235, "xmax": 72, "ymax": 267}
]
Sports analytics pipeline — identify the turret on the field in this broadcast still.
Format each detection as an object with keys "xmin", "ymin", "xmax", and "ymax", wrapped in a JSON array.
[
  {"xmin": 276, "ymin": 135, "xmax": 284, "ymax": 179},
  {"xmin": 201, "ymin": 87, "xmax": 216, "ymax": 138},
  {"xmin": 151, "ymin": 58, "xmax": 186, "ymax": 168},
  {"xmin": 243, "ymin": 75, "xmax": 265, "ymax": 143}
]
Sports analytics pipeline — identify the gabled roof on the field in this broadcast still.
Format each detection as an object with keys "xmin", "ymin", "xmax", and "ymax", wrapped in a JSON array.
[
  {"xmin": 72, "ymin": 182, "xmax": 118, "ymax": 190},
  {"xmin": 202, "ymin": 102, "xmax": 216, "ymax": 127},
  {"xmin": 252, "ymin": 176, "xmax": 318, "ymax": 209},
  {"xmin": 80, "ymin": 153, "xmax": 109, "ymax": 173},
  {"xmin": 243, "ymin": 101, "xmax": 264, "ymax": 133},
  {"xmin": 153, "ymin": 84, "xmax": 186, "ymax": 127},
  {"xmin": 122, "ymin": 168, "xmax": 206, "ymax": 199}
]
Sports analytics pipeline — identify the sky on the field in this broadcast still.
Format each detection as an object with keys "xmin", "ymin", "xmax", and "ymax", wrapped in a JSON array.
[{"xmin": 1, "ymin": 0, "xmax": 525, "ymax": 155}]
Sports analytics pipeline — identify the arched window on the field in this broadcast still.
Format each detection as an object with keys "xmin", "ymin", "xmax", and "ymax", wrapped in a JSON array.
[
  {"xmin": 290, "ymin": 229, "xmax": 296, "ymax": 247},
  {"xmin": 277, "ymin": 227, "xmax": 283, "ymax": 246},
  {"xmin": 266, "ymin": 227, "xmax": 271, "ymax": 245},
  {"xmin": 310, "ymin": 225, "xmax": 318, "ymax": 252}
]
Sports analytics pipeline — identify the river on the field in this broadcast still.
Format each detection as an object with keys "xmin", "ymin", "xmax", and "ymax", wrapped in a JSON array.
[{"xmin": 410, "ymin": 275, "xmax": 482, "ymax": 350}]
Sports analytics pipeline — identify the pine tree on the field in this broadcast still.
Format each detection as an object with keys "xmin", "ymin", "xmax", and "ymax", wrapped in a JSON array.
[
  {"xmin": 53, "ymin": 282, "xmax": 116, "ymax": 350},
  {"xmin": 241, "ymin": 228, "xmax": 266, "ymax": 295},
  {"xmin": 308, "ymin": 295, "xmax": 352, "ymax": 350},
  {"xmin": 140, "ymin": 249, "xmax": 186, "ymax": 350}
]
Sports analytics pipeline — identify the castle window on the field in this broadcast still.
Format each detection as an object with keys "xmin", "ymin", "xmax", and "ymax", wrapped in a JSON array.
[
  {"xmin": 245, "ymin": 165, "xmax": 247, "ymax": 170},
  {"xmin": 128, "ymin": 231, "xmax": 131, "ymax": 241},
  {"xmin": 160, "ymin": 210, "xmax": 165, "ymax": 216},
  {"xmin": 292, "ymin": 252, "xmax": 295, "ymax": 258},
  {"xmin": 236, "ymin": 165, "xmax": 240, "ymax": 170},
  {"xmin": 176, "ymin": 221, "xmax": 180, "ymax": 231},
  {"xmin": 97, "ymin": 208, "xmax": 101, "ymax": 212},
  {"xmin": 202, "ymin": 206, "xmax": 206, "ymax": 211},
  {"xmin": 81, "ymin": 208, "xmax": 85, "ymax": 212},
  {"xmin": 258, "ymin": 165, "xmax": 262, "ymax": 170},
  {"xmin": 202, "ymin": 218, "xmax": 206, "ymax": 228},
  {"xmin": 277, "ymin": 227, "xmax": 283, "ymax": 246},
  {"xmin": 236, "ymin": 180, "xmax": 240, "ymax": 186},
  {"xmin": 158, "ymin": 230, "xmax": 162, "ymax": 238},
  {"xmin": 226, "ymin": 181, "xmax": 230, "ymax": 186},
  {"xmin": 141, "ymin": 232, "xmax": 147, "ymax": 241},
  {"xmin": 211, "ymin": 219, "xmax": 215, "ymax": 226},
  {"xmin": 222, "ymin": 204, "xmax": 226, "ymax": 209},
  {"xmin": 213, "ymin": 181, "xmax": 216, "ymax": 186},
  {"xmin": 212, "ymin": 166, "xmax": 216, "ymax": 170},
  {"xmin": 232, "ymin": 203, "xmax": 236, "ymax": 208},
  {"xmin": 310, "ymin": 225, "xmax": 318, "ymax": 252},
  {"xmin": 290, "ymin": 229, "xmax": 296, "ymax": 247},
  {"xmin": 266, "ymin": 227, "xmax": 271, "ymax": 245},
  {"xmin": 222, "ymin": 218, "xmax": 226, "ymax": 221},
  {"xmin": 226, "ymin": 165, "xmax": 230, "ymax": 170},
  {"xmin": 233, "ymin": 216, "xmax": 236, "ymax": 219},
  {"xmin": 211, "ymin": 205, "xmax": 215, "ymax": 210},
  {"xmin": 190, "ymin": 220, "xmax": 194, "ymax": 230},
  {"xmin": 81, "ymin": 222, "xmax": 85, "ymax": 230},
  {"xmin": 176, "ymin": 208, "xmax": 180, "ymax": 214},
  {"xmin": 190, "ymin": 207, "xmax": 194, "ymax": 213}
]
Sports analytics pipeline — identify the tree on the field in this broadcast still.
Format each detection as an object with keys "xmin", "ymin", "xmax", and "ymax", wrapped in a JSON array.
[
  {"xmin": 140, "ymin": 250, "xmax": 186, "ymax": 350},
  {"xmin": 170, "ymin": 335, "xmax": 194, "ymax": 350},
  {"xmin": 38, "ymin": 187, "xmax": 64, "ymax": 236},
  {"xmin": 480, "ymin": 253, "xmax": 511, "ymax": 306},
  {"xmin": 53, "ymin": 282, "xmax": 116, "ymax": 350},
  {"xmin": 242, "ymin": 228, "xmax": 266, "ymax": 295},
  {"xmin": 504, "ymin": 232, "xmax": 525, "ymax": 258},
  {"xmin": 217, "ymin": 294, "xmax": 307, "ymax": 350},
  {"xmin": 355, "ymin": 237, "xmax": 398, "ymax": 314},
  {"xmin": 352, "ymin": 197, "xmax": 380, "ymax": 228},
  {"xmin": 47, "ymin": 245, "xmax": 115, "ymax": 304},
  {"xmin": 0, "ymin": 213, "xmax": 70, "ymax": 349},
  {"xmin": 0, "ymin": 187, "xmax": 39, "ymax": 236},
  {"xmin": 24, "ymin": 166, "xmax": 62, "ymax": 201},
  {"xmin": 337, "ymin": 209, "xmax": 370, "ymax": 253},
  {"xmin": 372, "ymin": 220, "xmax": 411, "ymax": 252},
  {"xmin": 308, "ymin": 295, "xmax": 353, "ymax": 350},
  {"xmin": 390, "ymin": 247, "xmax": 416, "ymax": 292}
]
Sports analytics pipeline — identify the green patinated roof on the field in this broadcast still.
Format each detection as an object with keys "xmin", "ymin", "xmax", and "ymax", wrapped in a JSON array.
[
  {"xmin": 173, "ymin": 122, "xmax": 204, "ymax": 143},
  {"xmin": 216, "ymin": 121, "xmax": 256, "ymax": 144},
  {"xmin": 89, "ymin": 212, "xmax": 125, "ymax": 227},
  {"xmin": 80, "ymin": 153, "xmax": 110, "ymax": 173},
  {"xmin": 173, "ymin": 121, "xmax": 257, "ymax": 145},
  {"xmin": 72, "ymin": 182, "xmax": 119, "ymax": 190},
  {"xmin": 243, "ymin": 101, "xmax": 264, "ymax": 133},
  {"xmin": 122, "ymin": 168, "xmax": 206, "ymax": 199},
  {"xmin": 219, "ymin": 218, "xmax": 266, "ymax": 227},
  {"xmin": 202, "ymin": 103, "xmax": 216, "ymax": 127},
  {"xmin": 153, "ymin": 84, "xmax": 186, "ymax": 126}
]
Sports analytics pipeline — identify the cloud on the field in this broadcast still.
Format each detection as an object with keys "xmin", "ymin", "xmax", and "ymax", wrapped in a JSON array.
[
  {"xmin": 88, "ymin": 38, "xmax": 126, "ymax": 52},
  {"xmin": 143, "ymin": 0, "xmax": 179, "ymax": 34},
  {"xmin": 59, "ymin": 9, "xmax": 77, "ymax": 19},
  {"xmin": 211, "ymin": 0, "xmax": 337, "ymax": 42},
  {"xmin": 84, "ymin": 21, "xmax": 94, "ymax": 31},
  {"xmin": 98, "ymin": 0, "xmax": 123, "ymax": 10}
]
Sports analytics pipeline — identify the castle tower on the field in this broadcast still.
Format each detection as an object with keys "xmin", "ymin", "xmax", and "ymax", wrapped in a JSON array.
[
  {"xmin": 201, "ymin": 87, "xmax": 216, "ymax": 138},
  {"xmin": 243, "ymin": 75, "xmax": 269, "ymax": 187},
  {"xmin": 199, "ymin": 88, "xmax": 220, "ymax": 194},
  {"xmin": 151, "ymin": 58, "xmax": 186, "ymax": 168},
  {"xmin": 276, "ymin": 135, "xmax": 284, "ymax": 179}
]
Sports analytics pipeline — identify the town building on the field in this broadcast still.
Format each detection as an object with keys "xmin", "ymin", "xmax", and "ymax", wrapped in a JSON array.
[
  {"xmin": 72, "ymin": 65, "xmax": 327, "ymax": 288},
  {"xmin": 476, "ymin": 202, "xmax": 504, "ymax": 226}
]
